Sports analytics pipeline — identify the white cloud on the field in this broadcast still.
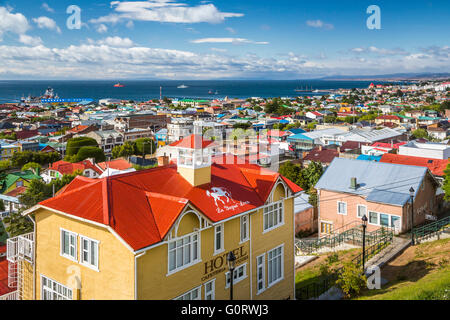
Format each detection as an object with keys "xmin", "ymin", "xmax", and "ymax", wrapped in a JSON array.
[
  {"xmin": 0, "ymin": 6, "xmax": 29, "ymax": 40},
  {"xmin": 191, "ymin": 38, "xmax": 269, "ymax": 45},
  {"xmin": 306, "ymin": 20, "xmax": 334, "ymax": 30},
  {"xmin": 96, "ymin": 24, "xmax": 108, "ymax": 33},
  {"xmin": 351, "ymin": 46, "xmax": 409, "ymax": 56},
  {"xmin": 19, "ymin": 34, "xmax": 43, "ymax": 46},
  {"xmin": 90, "ymin": 0, "xmax": 244, "ymax": 24},
  {"xmin": 126, "ymin": 20, "xmax": 134, "ymax": 29},
  {"xmin": 225, "ymin": 27, "xmax": 236, "ymax": 34},
  {"xmin": 33, "ymin": 16, "xmax": 61, "ymax": 33},
  {"xmin": 96, "ymin": 36, "xmax": 135, "ymax": 47},
  {"xmin": 211, "ymin": 47, "xmax": 227, "ymax": 52},
  {"xmin": 41, "ymin": 3, "xmax": 55, "ymax": 13}
]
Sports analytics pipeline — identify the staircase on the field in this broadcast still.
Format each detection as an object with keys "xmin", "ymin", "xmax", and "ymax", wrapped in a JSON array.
[
  {"xmin": 412, "ymin": 216, "xmax": 450, "ymax": 244},
  {"xmin": 295, "ymin": 221, "xmax": 395, "ymax": 255},
  {"xmin": 4, "ymin": 233, "xmax": 34, "ymax": 300}
]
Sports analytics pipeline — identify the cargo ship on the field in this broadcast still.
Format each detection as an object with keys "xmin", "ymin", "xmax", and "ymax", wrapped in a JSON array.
[{"xmin": 114, "ymin": 83, "xmax": 125, "ymax": 87}]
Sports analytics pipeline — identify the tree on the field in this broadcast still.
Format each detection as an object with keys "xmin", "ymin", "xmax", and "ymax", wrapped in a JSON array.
[
  {"xmin": 233, "ymin": 122, "xmax": 252, "ymax": 130},
  {"xmin": 11, "ymin": 151, "xmax": 61, "ymax": 168},
  {"xmin": 443, "ymin": 162, "xmax": 450, "ymax": 201},
  {"xmin": 411, "ymin": 128, "xmax": 429, "ymax": 140},
  {"xmin": 22, "ymin": 162, "xmax": 42, "ymax": 173},
  {"xmin": 336, "ymin": 262, "xmax": 367, "ymax": 298},
  {"xmin": 135, "ymin": 138, "xmax": 156, "ymax": 156},
  {"xmin": 279, "ymin": 162, "xmax": 301, "ymax": 183},
  {"xmin": 66, "ymin": 137, "xmax": 99, "ymax": 157},
  {"xmin": 74, "ymin": 146, "xmax": 106, "ymax": 162},
  {"xmin": 441, "ymin": 101, "xmax": 450, "ymax": 111},
  {"xmin": 2, "ymin": 212, "xmax": 34, "ymax": 237}
]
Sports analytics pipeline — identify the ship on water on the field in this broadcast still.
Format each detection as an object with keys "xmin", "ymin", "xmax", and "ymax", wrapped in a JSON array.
[
  {"xmin": 21, "ymin": 87, "xmax": 59, "ymax": 104},
  {"xmin": 114, "ymin": 83, "xmax": 125, "ymax": 87},
  {"xmin": 177, "ymin": 84, "xmax": 189, "ymax": 89},
  {"xmin": 294, "ymin": 85, "xmax": 313, "ymax": 92}
]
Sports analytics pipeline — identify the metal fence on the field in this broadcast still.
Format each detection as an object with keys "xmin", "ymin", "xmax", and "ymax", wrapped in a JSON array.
[{"xmin": 412, "ymin": 216, "xmax": 450, "ymax": 243}]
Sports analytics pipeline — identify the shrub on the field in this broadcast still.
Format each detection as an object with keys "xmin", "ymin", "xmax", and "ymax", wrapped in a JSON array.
[{"xmin": 336, "ymin": 262, "xmax": 367, "ymax": 298}]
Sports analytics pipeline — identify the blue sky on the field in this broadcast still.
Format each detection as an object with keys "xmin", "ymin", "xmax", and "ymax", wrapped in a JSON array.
[{"xmin": 0, "ymin": 0, "xmax": 449, "ymax": 79}]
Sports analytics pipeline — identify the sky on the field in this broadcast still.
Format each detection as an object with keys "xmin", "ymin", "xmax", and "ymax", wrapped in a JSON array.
[{"xmin": 0, "ymin": 0, "xmax": 449, "ymax": 80}]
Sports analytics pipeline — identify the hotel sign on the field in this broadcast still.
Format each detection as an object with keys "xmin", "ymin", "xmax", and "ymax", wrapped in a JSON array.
[{"xmin": 201, "ymin": 246, "xmax": 248, "ymax": 282}]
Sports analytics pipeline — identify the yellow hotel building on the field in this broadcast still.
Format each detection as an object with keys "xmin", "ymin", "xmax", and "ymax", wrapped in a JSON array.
[{"xmin": 4, "ymin": 135, "xmax": 302, "ymax": 300}]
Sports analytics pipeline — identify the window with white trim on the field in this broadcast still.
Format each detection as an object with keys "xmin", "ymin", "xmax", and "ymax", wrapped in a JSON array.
[
  {"xmin": 369, "ymin": 211, "xmax": 378, "ymax": 224},
  {"xmin": 61, "ymin": 229, "xmax": 77, "ymax": 261},
  {"xmin": 168, "ymin": 233, "xmax": 200, "ymax": 273},
  {"xmin": 174, "ymin": 286, "xmax": 201, "ymax": 300},
  {"xmin": 225, "ymin": 263, "xmax": 247, "ymax": 288},
  {"xmin": 80, "ymin": 236, "xmax": 99, "ymax": 270},
  {"xmin": 214, "ymin": 224, "xmax": 224, "ymax": 254},
  {"xmin": 204, "ymin": 280, "xmax": 215, "ymax": 300},
  {"xmin": 357, "ymin": 205, "xmax": 367, "ymax": 218},
  {"xmin": 263, "ymin": 202, "xmax": 283, "ymax": 232},
  {"xmin": 256, "ymin": 254, "xmax": 265, "ymax": 294},
  {"xmin": 268, "ymin": 245, "xmax": 283, "ymax": 287},
  {"xmin": 41, "ymin": 275, "xmax": 73, "ymax": 300},
  {"xmin": 337, "ymin": 201, "xmax": 347, "ymax": 215},
  {"xmin": 240, "ymin": 215, "xmax": 249, "ymax": 243}
]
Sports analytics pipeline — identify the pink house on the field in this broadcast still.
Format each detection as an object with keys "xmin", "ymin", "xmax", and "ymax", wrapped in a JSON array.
[{"xmin": 314, "ymin": 158, "xmax": 439, "ymax": 236}]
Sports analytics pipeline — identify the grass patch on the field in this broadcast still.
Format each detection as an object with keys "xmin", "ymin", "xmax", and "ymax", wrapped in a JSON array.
[{"xmin": 357, "ymin": 267, "xmax": 450, "ymax": 300}]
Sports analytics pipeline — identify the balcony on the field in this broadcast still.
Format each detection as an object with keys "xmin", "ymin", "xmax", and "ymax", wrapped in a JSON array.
[{"xmin": 7, "ymin": 232, "xmax": 34, "ymax": 264}]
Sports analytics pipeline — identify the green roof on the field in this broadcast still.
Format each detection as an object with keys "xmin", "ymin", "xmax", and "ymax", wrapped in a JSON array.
[{"xmin": 1, "ymin": 170, "xmax": 42, "ymax": 194}]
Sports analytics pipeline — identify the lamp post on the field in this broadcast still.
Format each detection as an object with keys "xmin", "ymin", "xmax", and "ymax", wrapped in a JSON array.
[
  {"xmin": 410, "ymin": 187, "xmax": 415, "ymax": 245},
  {"xmin": 227, "ymin": 251, "xmax": 236, "ymax": 301},
  {"xmin": 361, "ymin": 214, "xmax": 368, "ymax": 273}
]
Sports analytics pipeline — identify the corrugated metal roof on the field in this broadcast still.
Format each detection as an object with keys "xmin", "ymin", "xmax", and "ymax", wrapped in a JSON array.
[{"xmin": 315, "ymin": 158, "xmax": 427, "ymax": 206}]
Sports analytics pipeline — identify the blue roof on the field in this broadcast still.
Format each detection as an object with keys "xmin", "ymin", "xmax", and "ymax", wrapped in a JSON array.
[
  {"xmin": 279, "ymin": 120, "xmax": 289, "ymax": 124},
  {"xmin": 356, "ymin": 155, "xmax": 382, "ymax": 162},
  {"xmin": 288, "ymin": 128, "xmax": 306, "ymax": 135},
  {"xmin": 287, "ymin": 133, "xmax": 313, "ymax": 141},
  {"xmin": 315, "ymin": 158, "xmax": 428, "ymax": 206}
]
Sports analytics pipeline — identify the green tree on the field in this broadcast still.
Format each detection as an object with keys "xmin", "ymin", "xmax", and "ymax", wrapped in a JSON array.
[
  {"xmin": 21, "ymin": 162, "xmax": 42, "ymax": 173},
  {"xmin": 74, "ymin": 146, "xmax": 106, "ymax": 162},
  {"xmin": 279, "ymin": 161, "xmax": 301, "ymax": 183},
  {"xmin": 135, "ymin": 138, "xmax": 156, "ymax": 156},
  {"xmin": 2, "ymin": 212, "xmax": 34, "ymax": 237},
  {"xmin": 412, "ymin": 128, "xmax": 429, "ymax": 140},
  {"xmin": 336, "ymin": 262, "xmax": 367, "ymax": 298},
  {"xmin": 443, "ymin": 162, "xmax": 450, "ymax": 201},
  {"xmin": 66, "ymin": 137, "xmax": 99, "ymax": 157}
]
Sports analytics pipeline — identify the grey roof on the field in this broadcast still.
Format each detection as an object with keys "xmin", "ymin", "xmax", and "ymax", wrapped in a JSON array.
[
  {"xmin": 315, "ymin": 158, "xmax": 428, "ymax": 206},
  {"xmin": 294, "ymin": 193, "xmax": 313, "ymax": 213}
]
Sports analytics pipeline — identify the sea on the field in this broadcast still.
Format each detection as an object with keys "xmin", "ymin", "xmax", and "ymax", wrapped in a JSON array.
[{"xmin": 0, "ymin": 80, "xmax": 402, "ymax": 103}]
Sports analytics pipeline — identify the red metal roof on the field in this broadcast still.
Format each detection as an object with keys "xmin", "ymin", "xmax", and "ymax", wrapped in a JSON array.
[
  {"xmin": 49, "ymin": 160, "xmax": 103, "ymax": 176},
  {"xmin": 39, "ymin": 155, "xmax": 302, "ymax": 251},
  {"xmin": 97, "ymin": 159, "xmax": 133, "ymax": 171},
  {"xmin": 380, "ymin": 154, "xmax": 449, "ymax": 177},
  {"xmin": 0, "ymin": 259, "xmax": 15, "ymax": 296},
  {"xmin": 169, "ymin": 134, "xmax": 216, "ymax": 149}
]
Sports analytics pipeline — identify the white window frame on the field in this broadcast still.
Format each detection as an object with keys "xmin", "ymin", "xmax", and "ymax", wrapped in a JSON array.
[
  {"xmin": 79, "ymin": 235, "xmax": 100, "ymax": 271},
  {"xmin": 225, "ymin": 263, "xmax": 248, "ymax": 289},
  {"xmin": 357, "ymin": 204, "xmax": 367, "ymax": 218},
  {"xmin": 41, "ymin": 275, "xmax": 73, "ymax": 300},
  {"xmin": 204, "ymin": 279, "xmax": 215, "ymax": 300},
  {"xmin": 267, "ymin": 244, "xmax": 284, "ymax": 288},
  {"xmin": 60, "ymin": 228, "xmax": 78, "ymax": 262},
  {"xmin": 173, "ymin": 286, "xmax": 201, "ymax": 301},
  {"xmin": 369, "ymin": 211, "xmax": 379, "ymax": 225},
  {"xmin": 337, "ymin": 201, "xmax": 347, "ymax": 215},
  {"xmin": 263, "ymin": 201, "xmax": 284, "ymax": 233},
  {"xmin": 240, "ymin": 215, "xmax": 249, "ymax": 243},
  {"xmin": 214, "ymin": 224, "xmax": 224, "ymax": 255},
  {"xmin": 256, "ymin": 254, "xmax": 266, "ymax": 295},
  {"xmin": 368, "ymin": 211, "xmax": 401, "ymax": 228},
  {"xmin": 167, "ymin": 232, "xmax": 201, "ymax": 275}
]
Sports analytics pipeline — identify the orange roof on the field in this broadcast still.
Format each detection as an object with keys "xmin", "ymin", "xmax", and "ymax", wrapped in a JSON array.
[
  {"xmin": 97, "ymin": 159, "xmax": 133, "ymax": 171},
  {"xmin": 380, "ymin": 154, "xmax": 448, "ymax": 177},
  {"xmin": 169, "ymin": 134, "xmax": 216, "ymax": 149},
  {"xmin": 5, "ymin": 186, "xmax": 27, "ymax": 197},
  {"xmin": 68, "ymin": 125, "xmax": 89, "ymax": 133},
  {"xmin": 49, "ymin": 160, "xmax": 103, "ymax": 176},
  {"xmin": 39, "ymin": 155, "xmax": 302, "ymax": 251}
]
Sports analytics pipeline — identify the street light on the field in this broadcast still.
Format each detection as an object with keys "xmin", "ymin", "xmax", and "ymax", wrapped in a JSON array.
[
  {"xmin": 410, "ymin": 187, "xmax": 415, "ymax": 245},
  {"xmin": 361, "ymin": 214, "xmax": 368, "ymax": 273},
  {"xmin": 227, "ymin": 251, "xmax": 236, "ymax": 301}
]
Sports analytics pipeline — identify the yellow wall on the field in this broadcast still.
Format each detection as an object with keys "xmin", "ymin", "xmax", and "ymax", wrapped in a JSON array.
[
  {"xmin": 177, "ymin": 166, "xmax": 211, "ymax": 187},
  {"xmin": 137, "ymin": 183, "xmax": 295, "ymax": 300},
  {"xmin": 32, "ymin": 208, "xmax": 135, "ymax": 300}
]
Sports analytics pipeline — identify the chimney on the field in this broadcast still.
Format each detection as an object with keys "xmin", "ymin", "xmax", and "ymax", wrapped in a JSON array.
[
  {"xmin": 350, "ymin": 177, "xmax": 358, "ymax": 190},
  {"xmin": 158, "ymin": 156, "xmax": 169, "ymax": 167}
]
